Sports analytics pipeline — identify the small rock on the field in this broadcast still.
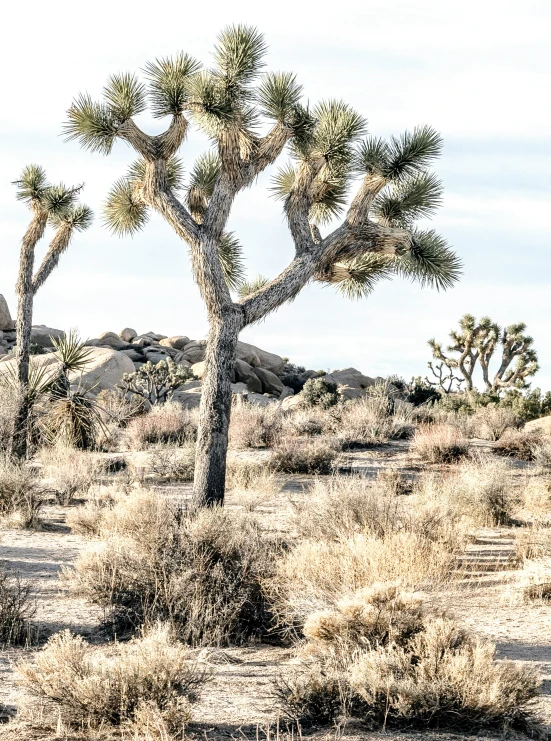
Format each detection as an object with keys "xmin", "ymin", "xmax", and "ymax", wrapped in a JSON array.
[
  {"xmin": 119, "ymin": 349, "xmax": 144, "ymax": 362},
  {"xmin": 120, "ymin": 327, "xmax": 137, "ymax": 342}
]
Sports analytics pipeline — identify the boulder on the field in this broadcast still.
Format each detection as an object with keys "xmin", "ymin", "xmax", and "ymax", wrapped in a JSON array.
[
  {"xmin": 30, "ymin": 325, "xmax": 64, "ymax": 348},
  {"xmin": 282, "ymin": 393, "xmax": 305, "ymax": 410},
  {"xmin": 0, "ymin": 347, "xmax": 134, "ymax": 393},
  {"xmin": 143, "ymin": 352, "xmax": 171, "ymax": 365},
  {"xmin": 323, "ymin": 368, "xmax": 376, "ymax": 390},
  {"xmin": 279, "ymin": 386, "xmax": 295, "ymax": 401},
  {"xmin": 172, "ymin": 380, "xmax": 202, "ymax": 409},
  {"xmin": 234, "ymin": 359, "xmax": 258, "ymax": 384},
  {"xmin": 246, "ymin": 374, "xmax": 263, "ymax": 394},
  {"xmin": 119, "ymin": 349, "xmax": 144, "ymax": 362},
  {"xmin": 120, "ymin": 328, "xmax": 137, "ymax": 342},
  {"xmin": 179, "ymin": 340, "xmax": 206, "ymax": 364},
  {"xmin": 159, "ymin": 336, "xmax": 190, "ymax": 350},
  {"xmin": 254, "ymin": 367, "xmax": 285, "ymax": 396},
  {"xmin": 0, "ymin": 296, "xmax": 14, "ymax": 330},
  {"xmin": 237, "ymin": 341, "xmax": 285, "ymax": 374},
  {"xmin": 338, "ymin": 386, "xmax": 365, "ymax": 401},
  {"xmin": 525, "ymin": 416, "xmax": 551, "ymax": 436},
  {"xmin": 190, "ymin": 361, "xmax": 207, "ymax": 379},
  {"xmin": 132, "ymin": 336, "xmax": 153, "ymax": 347},
  {"xmin": 142, "ymin": 332, "xmax": 167, "ymax": 341},
  {"xmin": 88, "ymin": 331, "xmax": 128, "ymax": 350}
]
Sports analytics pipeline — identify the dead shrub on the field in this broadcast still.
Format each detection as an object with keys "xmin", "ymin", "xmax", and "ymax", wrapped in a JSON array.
[
  {"xmin": 473, "ymin": 404, "xmax": 520, "ymax": 441},
  {"xmin": 282, "ymin": 408, "xmax": 338, "ymax": 438},
  {"xmin": 229, "ymin": 402, "xmax": 282, "ymax": 449},
  {"xmin": 532, "ymin": 439, "xmax": 551, "ymax": 468},
  {"xmin": 38, "ymin": 445, "xmax": 102, "ymax": 505},
  {"xmin": 411, "ymin": 424, "xmax": 468, "ymax": 463},
  {"xmin": 515, "ymin": 524, "xmax": 551, "ymax": 561},
  {"xmin": 0, "ymin": 455, "xmax": 44, "ymax": 528},
  {"xmin": 226, "ymin": 460, "xmax": 280, "ymax": 511},
  {"xmin": 66, "ymin": 485, "xmax": 121, "ymax": 537},
  {"xmin": 521, "ymin": 477, "xmax": 551, "ymax": 522},
  {"xmin": 66, "ymin": 491, "xmax": 277, "ymax": 645},
  {"xmin": 125, "ymin": 402, "xmax": 198, "ymax": 451},
  {"xmin": 144, "ymin": 443, "xmax": 196, "ymax": 483},
  {"xmin": 339, "ymin": 396, "xmax": 414, "ymax": 449},
  {"xmin": 0, "ymin": 569, "xmax": 35, "ymax": 645},
  {"xmin": 494, "ymin": 428, "xmax": 545, "ymax": 461},
  {"xmin": 19, "ymin": 625, "xmax": 206, "ymax": 731},
  {"xmin": 270, "ymin": 437, "xmax": 339, "ymax": 474},
  {"xmin": 275, "ymin": 585, "xmax": 540, "ymax": 733}
]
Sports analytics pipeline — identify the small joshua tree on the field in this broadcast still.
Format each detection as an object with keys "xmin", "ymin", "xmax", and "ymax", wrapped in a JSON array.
[
  {"xmin": 11, "ymin": 166, "xmax": 93, "ymax": 458},
  {"xmin": 121, "ymin": 359, "xmax": 194, "ymax": 405},
  {"xmin": 429, "ymin": 314, "xmax": 539, "ymax": 393},
  {"xmin": 65, "ymin": 26, "xmax": 460, "ymax": 506}
]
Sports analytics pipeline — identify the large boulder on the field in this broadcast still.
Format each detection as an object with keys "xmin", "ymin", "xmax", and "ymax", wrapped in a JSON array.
[
  {"xmin": 30, "ymin": 325, "xmax": 65, "ymax": 348},
  {"xmin": 87, "ymin": 331, "xmax": 128, "ymax": 350},
  {"xmin": 178, "ymin": 340, "xmax": 206, "ymax": 364},
  {"xmin": 323, "ymin": 368, "xmax": 377, "ymax": 390},
  {"xmin": 254, "ymin": 367, "xmax": 285, "ymax": 396},
  {"xmin": 234, "ymin": 359, "xmax": 258, "ymax": 384},
  {"xmin": 525, "ymin": 416, "xmax": 551, "ymax": 436},
  {"xmin": 190, "ymin": 361, "xmax": 207, "ymax": 379},
  {"xmin": 120, "ymin": 327, "xmax": 137, "ymax": 342},
  {"xmin": 0, "ymin": 296, "xmax": 14, "ymax": 331},
  {"xmin": 237, "ymin": 341, "xmax": 285, "ymax": 375},
  {"xmin": 160, "ymin": 336, "xmax": 190, "ymax": 350}
]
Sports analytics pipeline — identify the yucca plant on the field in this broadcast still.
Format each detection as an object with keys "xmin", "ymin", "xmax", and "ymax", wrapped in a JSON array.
[
  {"xmin": 11, "ymin": 166, "xmax": 93, "ymax": 458},
  {"xmin": 65, "ymin": 26, "xmax": 460, "ymax": 506}
]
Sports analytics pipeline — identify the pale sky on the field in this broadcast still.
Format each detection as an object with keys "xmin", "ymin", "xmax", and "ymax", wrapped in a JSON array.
[{"xmin": 1, "ymin": 0, "xmax": 550, "ymax": 389}]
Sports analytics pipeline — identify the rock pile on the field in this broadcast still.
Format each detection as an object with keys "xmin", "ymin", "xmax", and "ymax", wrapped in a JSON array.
[{"xmin": 0, "ymin": 294, "xmax": 382, "ymax": 408}]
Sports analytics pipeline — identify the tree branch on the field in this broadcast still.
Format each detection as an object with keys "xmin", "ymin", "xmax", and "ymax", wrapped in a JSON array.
[{"xmin": 32, "ymin": 223, "xmax": 73, "ymax": 295}]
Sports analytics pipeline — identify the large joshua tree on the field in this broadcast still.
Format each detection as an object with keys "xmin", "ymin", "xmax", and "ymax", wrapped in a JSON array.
[
  {"xmin": 11, "ymin": 165, "xmax": 93, "ymax": 457},
  {"xmin": 64, "ymin": 26, "xmax": 460, "ymax": 507}
]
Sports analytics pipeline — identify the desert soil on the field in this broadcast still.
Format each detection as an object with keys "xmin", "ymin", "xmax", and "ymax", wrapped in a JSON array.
[{"xmin": 0, "ymin": 441, "xmax": 550, "ymax": 740}]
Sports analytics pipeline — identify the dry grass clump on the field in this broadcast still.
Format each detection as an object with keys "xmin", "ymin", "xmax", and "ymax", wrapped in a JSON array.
[
  {"xmin": 411, "ymin": 424, "xmax": 468, "ymax": 463},
  {"xmin": 229, "ymin": 402, "xmax": 282, "ymax": 449},
  {"xmin": 0, "ymin": 569, "xmax": 35, "ymax": 645},
  {"xmin": 226, "ymin": 460, "xmax": 280, "ymax": 511},
  {"xmin": 338, "ymin": 396, "xmax": 414, "ymax": 449},
  {"xmin": 66, "ymin": 491, "xmax": 277, "ymax": 645},
  {"xmin": 66, "ymin": 485, "xmax": 122, "ymax": 537},
  {"xmin": 38, "ymin": 445, "xmax": 102, "ymax": 505},
  {"xmin": 275, "ymin": 584, "xmax": 540, "ymax": 732},
  {"xmin": 19, "ymin": 625, "xmax": 206, "ymax": 733},
  {"xmin": 521, "ymin": 477, "xmax": 551, "ymax": 522},
  {"xmin": 270, "ymin": 437, "xmax": 339, "ymax": 474},
  {"xmin": 143, "ymin": 442, "xmax": 196, "ymax": 483},
  {"xmin": 494, "ymin": 428, "xmax": 546, "ymax": 461},
  {"xmin": 0, "ymin": 455, "xmax": 44, "ymax": 528},
  {"xmin": 415, "ymin": 455, "xmax": 518, "ymax": 527},
  {"xmin": 282, "ymin": 408, "xmax": 338, "ymax": 438},
  {"xmin": 124, "ymin": 402, "xmax": 198, "ymax": 451},
  {"xmin": 473, "ymin": 404, "xmax": 520, "ymax": 441}
]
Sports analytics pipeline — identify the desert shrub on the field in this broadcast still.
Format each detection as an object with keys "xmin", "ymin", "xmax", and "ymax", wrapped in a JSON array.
[
  {"xmin": 267, "ymin": 530, "xmax": 461, "ymax": 634},
  {"xmin": 515, "ymin": 524, "xmax": 551, "ymax": 562},
  {"xmin": 275, "ymin": 584, "xmax": 540, "ymax": 732},
  {"xmin": 38, "ymin": 445, "xmax": 102, "ymax": 505},
  {"xmin": 19, "ymin": 625, "xmax": 206, "ymax": 731},
  {"xmin": 532, "ymin": 439, "xmax": 551, "ymax": 468},
  {"xmin": 387, "ymin": 375, "xmax": 441, "ymax": 406},
  {"xmin": 282, "ymin": 408, "xmax": 338, "ymax": 438},
  {"xmin": 520, "ymin": 478, "xmax": 551, "ymax": 522},
  {"xmin": 124, "ymin": 402, "xmax": 198, "ymax": 450},
  {"xmin": 473, "ymin": 404, "xmax": 521, "ymax": 441},
  {"xmin": 430, "ymin": 407, "xmax": 478, "ymax": 438},
  {"xmin": 143, "ymin": 442, "xmax": 196, "ymax": 483},
  {"xmin": 302, "ymin": 378, "xmax": 340, "ymax": 409},
  {"xmin": 121, "ymin": 360, "xmax": 193, "ymax": 405},
  {"xmin": 226, "ymin": 460, "xmax": 280, "ymax": 511},
  {"xmin": 0, "ymin": 569, "xmax": 35, "ymax": 645},
  {"xmin": 97, "ymin": 387, "xmax": 148, "ymax": 427},
  {"xmin": 501, "ymin": 388, "xmax": 551, "ymax": 423},
  {"xmin": 66, "ymin": 485, "xmax": 122, "ymax": 537},
  {"xmin": 229, "ymin": 401, "xmax": 282, "ymax": 449},
  {"xmin": 0, "ymin": 455, "xmax": 44, "ymax": 528},
  {"xmin": 270, "ymin": 437, "xmax": 339, "ymax": 474},
  {"xmin": 66, "ymin": 491, "xmax": 277, "ymax": 645},
  {"xmin": 38, "ymin": 389, "xmax": 107, "ymax": 450},
  {"xmin": 411, "ymin": 423, "xmax": 468, "ymax": 463},
  {"xmin": 339, "ymin": 395, "xmax": 414, "ymax": 449},
  {"xmin": 415, "ymin": 455, "xmax": 518, "ymax": 527},
  {"xmin": 494, "ymin": 429, "xmax": 545, "ymax": 461}
]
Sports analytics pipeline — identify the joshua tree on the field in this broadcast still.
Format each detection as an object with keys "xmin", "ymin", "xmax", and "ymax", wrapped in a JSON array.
[
  {"xmin": 11, "ymin": 166, "xmax": 93, "ymax": 457},
  {"xmin": 64, "ymin": 26, "xmax": 460, "ymax": 506},
  {"xmin": 429, "ymin": 314, "xmax": 539, "ymax": 393}
]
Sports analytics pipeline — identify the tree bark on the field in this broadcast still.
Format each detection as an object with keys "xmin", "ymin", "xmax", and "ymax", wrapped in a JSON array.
[
  {"xmin": 11, "ymin": 210, "xmax": 47, "ymax": 458},
  {"xmin": 192, "ymin": 306, "xmax": 243, "ymax": 508}
]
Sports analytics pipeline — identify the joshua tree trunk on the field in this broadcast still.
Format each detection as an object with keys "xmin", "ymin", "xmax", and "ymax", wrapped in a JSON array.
[
  {"xmin": 192, "ymin": 307, "xmax": 242, "ymax": 508},
  {"xmin": 11, "ymin": 211, "xmax": 47, "ymax": 458}
]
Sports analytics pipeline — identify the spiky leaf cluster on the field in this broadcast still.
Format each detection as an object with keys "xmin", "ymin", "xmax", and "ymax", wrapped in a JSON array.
[
  {"xmin": 237, "ymin": 275, "xmax": 269, "ymax": 299},
  {"xmin": 144, "ymin": 53, "xmax": 202, "ymax": 117}
]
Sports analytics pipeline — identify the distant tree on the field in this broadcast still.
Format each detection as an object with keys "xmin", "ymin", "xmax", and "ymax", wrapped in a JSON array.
[
  {"xmin": 11, "ymin": 166, "xmax": 93, "ymax": 457},
  {"xmin": 64, "ymin": 25, "xmax": 460, "ymax": 507},
  {"xmin": 428, "ymin": 314, "xmax": 539, "ymax": 393}
]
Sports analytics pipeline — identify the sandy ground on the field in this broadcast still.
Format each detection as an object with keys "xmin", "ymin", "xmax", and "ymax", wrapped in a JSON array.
[{"xmin": 0, "ymin": 441, "xmax": 550, "ymax": 740}]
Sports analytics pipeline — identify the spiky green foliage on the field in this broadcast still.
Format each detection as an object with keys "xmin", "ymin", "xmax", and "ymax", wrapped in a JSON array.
[
  {"xmin": 64, "ymin": 94, "xmax": 119, "ymax": 154},
  {"xmin": 14, "ymin": 165, "xmax": 49, "ymax": 204},
  {"xmin": 51, "ymin": 331, "xmax": 95, "ymax": 377},
  {"xmin": 219, "ymin": 233, "xmax": 246, "ymax": 290},
  {"xmin": 103, "ymin": 179, "xmax": 149, "ymax": 236},
  {"xmin": 213, "ymin": 24, "xmax": 267, "ymax": 92},
  {"xmin": 237, "ymin": 275, "xmax": 269, "ymax": 298},
  {"xmin": 49, "ymin": 204, "xmax": 94, "ymax": 231},
  {"xmin": 385, "ymin": 125, "xmax": 443, "ymax": 181},
  {"xmin": 372, "ymin": 172, "xmax": 443, "ymax": 228},
  {"xmin": 397, "ymin": 230, "xmax": 462, "ymax": 291},
  {"xmin": 353, "ymin": 137, "xmax": 389, "ymax": 177},
  {"xmin": 185, "ymin": 71, "xmax": 236, "ymax": 137},
  {"xmin": 103, "ymin": 73, "xmax": 147, "ymax": 120},
  {"xmin": 312, "ymin": 100, "xmax": 367, "ymax": 165},
  {"xmin": 333, "ymin": 254, "xmax": 395, "ymax": 300},
  {"xmin": 143, "ymin": 53, "xmax": 202, "ymax": 117},
  {"xmin": 257, "ymin": 72, "xmax": 302, "ymax": 122},
  {"xmin": 186, "ymin": 152, "xmax": 220, "ymax": 219}
]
